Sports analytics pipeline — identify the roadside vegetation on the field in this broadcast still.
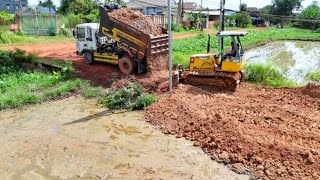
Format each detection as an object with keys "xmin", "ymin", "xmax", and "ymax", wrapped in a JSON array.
[
  {"xmin": 0, "ymin": 49, "xmax": 101, "ymax": 110},
  {"xmin": 306, "ymin": 70, "xmax": 320, "ymax": 83},
  {"xmin": 98, "ymin": 83, "xmax": 158, "ymax": 110},
  {"xmin": 244, "ymin": 63, "xmax": 297, "ymax": 87}
]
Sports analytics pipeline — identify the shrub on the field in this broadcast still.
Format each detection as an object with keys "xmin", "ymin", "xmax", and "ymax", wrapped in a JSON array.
[
  {"xmin": 244, "ymin": 63, "xmax": 296, "ymax": 87},
  {"xmin": 0, "ymin": 49, "xmax": 38, "ymax": 75},
  {"xmin": 58, "ymin": 28, "xmax": 72, "ymax": 37},
  {"xmin": 306, "ymin": 71, "xmax": 320, "ymax": 82},
  {"xmin": 0, "ymin": 11, "xmax": 14, "ymax": 25},
  {"xmin": 172, "ymin": 23, "xmax": 185, "ymax": 32},
  {"xmin": 58, "ymin": 13, "xmax": 82, "ymax": 28},
  {"xmin": 98, "ymin": 83, "xmax": 157, "ymax": 110}
]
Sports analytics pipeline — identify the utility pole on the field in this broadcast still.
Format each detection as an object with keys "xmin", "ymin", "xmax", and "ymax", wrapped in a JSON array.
[
  {"xmin": 168, "ymin": 0, "xmax": 173, "ymax": 94},
  {"xmin": 178, "ymin": 0, "xmax": 181, "ymax": 24},
  {"xmin": 218, "ymin": 0, "xmax": 225, "ymax": 61},
  {"xmin": 240, "ymin": 0, "xmax": 241, "ymax": 11}
]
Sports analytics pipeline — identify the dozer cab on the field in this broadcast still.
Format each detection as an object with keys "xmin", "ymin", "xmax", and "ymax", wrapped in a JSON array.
[{"xmin": 178, "ymin": 0, "xmax": 247, "ymax": 91}]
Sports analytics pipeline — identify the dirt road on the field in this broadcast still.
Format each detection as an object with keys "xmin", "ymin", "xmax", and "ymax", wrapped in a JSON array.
[
  {"xmin": 145, "ymin": 83, "xmax": 320, "ymax": 180},
  {"xmin": 0, "ymin": 42, "xmax": 122, "ymax": 87},
  {"xmin": 0, "ymin": 96, "xmax": 250, "ymax": 179}
]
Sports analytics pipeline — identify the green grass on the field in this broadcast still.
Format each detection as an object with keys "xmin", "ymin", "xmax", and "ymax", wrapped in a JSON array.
[
  {"xmin": 172, "ymin": 28, "xmax": 320, "ymax": 67},
  {"xmin": 0, "ymin": 30, "xmax": 72, "ymax": 46},
  {"xmin": 0, "ymin": 70, "xmax": 101, "ymax": 110},
  {"xmin": 98, "ymin": 83, "xmax": 158, "ymax": 110},
  {"xmin": 0, "ymin": 49, "xmax": 102, "ymax": 110},
  {"xmin": 306, "ymin": 71, "xmax": 320, "ymax": 83},
  {"xmin": 244, "ymin": 63, "xmax": 297, "ymax": 87}
]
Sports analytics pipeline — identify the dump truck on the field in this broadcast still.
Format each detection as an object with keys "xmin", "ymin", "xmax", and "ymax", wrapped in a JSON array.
[{"xmin": 74, "ymin": 7, "xmax": 168, "ymax": 74}]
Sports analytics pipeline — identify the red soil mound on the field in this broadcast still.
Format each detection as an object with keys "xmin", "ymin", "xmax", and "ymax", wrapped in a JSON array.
[
  {"xmin": 145, "ymin": 84, "xmax": 320, "ymax": 179},
  {"xmin": 107, "ymin": 8, "xmax": 163, "ymax": 36}
]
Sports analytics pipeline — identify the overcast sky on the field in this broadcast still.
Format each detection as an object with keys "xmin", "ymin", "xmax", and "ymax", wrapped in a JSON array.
[{"xmin": 28, "ymin": 0, "xmax": 318, "ymax": 10}]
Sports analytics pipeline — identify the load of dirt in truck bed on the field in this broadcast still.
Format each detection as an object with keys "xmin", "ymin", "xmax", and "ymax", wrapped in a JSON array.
[
  {"xmin": 145, "ymin": 83, "xmax": 320, "ymax": 179},
  {"xmin": 107, "ymin": 8, "xmax": 164, "ymax": 36}
]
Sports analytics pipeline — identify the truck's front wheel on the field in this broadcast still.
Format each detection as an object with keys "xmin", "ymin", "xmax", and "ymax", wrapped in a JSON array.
[
  {"xmin": 84, "ymin": 52, "xmax": 94, "ymax": 65},
  {"xmin": 119, "ymin": 56, "xmax": 136, "ymax": 75}
]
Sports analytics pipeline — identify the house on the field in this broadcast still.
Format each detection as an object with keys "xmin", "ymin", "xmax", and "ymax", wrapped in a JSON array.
[
  {"xmin": 183, "ymin": 2, "xmax": 203, "ymax": 11},
  {"xmin": 127, "ymin": 0, "xmax": 177, "ymax": 15},
  {"xmin": 0, "ymin": 0, "xmax": 28, "ymax": 14},
  {"xmin": 246, "ymin": 7, "xmax": 260, "ymax": 13},
  {"xmin": 246, "ymin": 7, "xmax": 268, "ymax": 27},
  {"xmin": 183, "ymin": 10, "xmax": 220, "ymax": 29}
]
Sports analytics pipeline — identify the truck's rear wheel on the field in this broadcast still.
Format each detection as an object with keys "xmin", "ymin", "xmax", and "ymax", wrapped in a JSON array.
[
  {"xmin": 84, "ymin": 52, "xmax": 94, "ymax": 65},
  {"xmin": 119, "ymin": 56, "xmax": 136, "ymax": 75}
]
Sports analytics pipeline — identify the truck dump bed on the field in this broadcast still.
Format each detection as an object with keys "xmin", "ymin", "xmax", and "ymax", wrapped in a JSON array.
[{"xmin": 98, "ymin": 7, "xmax": 168, "ymax": 61}]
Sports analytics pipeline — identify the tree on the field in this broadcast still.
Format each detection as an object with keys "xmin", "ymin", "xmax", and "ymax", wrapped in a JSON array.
[
  {"xmin": 59, "ymin": 0, "xmax": 98, "ymax": 15},
  {"xmin": 299, "ymin": 1, "xmax": 320, "ymax": 30},
  {"xmin": 236, "ymin": 12, "xmax": 252, "ymax": 27},
  {"xmin": 260, "ymin": 5, "xmax": 277, "ymax": 24},
  {"xmin": 271, "ymin": 0, "xmax": 303, "ymax": 15},
  {"xmin": 240, "ymin": 3, "xmax": 247, "ymax": 12},
  {"xmin": 38, "ymin": 0, "xmax": 56, "ymax": 12},
  {"xmin": 189, "ymin": 12, "xmax": 202, "ymax": 29}
]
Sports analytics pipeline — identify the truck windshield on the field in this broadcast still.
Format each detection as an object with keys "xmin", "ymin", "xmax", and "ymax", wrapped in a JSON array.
[{"xmin": 77, "ymin": 28, "xmax": 85, "ymax": 39}]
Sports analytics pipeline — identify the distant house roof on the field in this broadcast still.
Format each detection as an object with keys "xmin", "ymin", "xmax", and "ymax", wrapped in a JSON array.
[
  {"xmin": 127, "ymin": 0, "xmax": 177, "ymax": 9},
  {"xmin": 184, "ymin": 10, "xmax": 220, "ymax": 16},
  {"xmin": 20, "ymin": 6, "xmax": 56, "ymax": 14},
  {"xmin": 183, "ymin": 2, "xmax": 203, "ymax": 10},
  {"xmin": 246, "ymin": 7, "xmax": 260, "ymax": 13}
]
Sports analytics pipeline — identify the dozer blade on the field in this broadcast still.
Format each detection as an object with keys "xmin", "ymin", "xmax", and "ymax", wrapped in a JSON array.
[{"xmin": 185, "ymin": 71, "xmax": 242, "ymax": 91}]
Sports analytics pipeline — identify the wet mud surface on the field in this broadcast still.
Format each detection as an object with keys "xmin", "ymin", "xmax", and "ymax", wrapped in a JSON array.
[
  {"xmin": 145, "ymin": 83, "xmax": 320, "ymax": 180},
  {"xmin": 0, "ymin": 96, "xmax": 250, "ymax": 180},
  {"xmin": 246, "ymin": 41, "xmax": 320, "ymax": 84}
]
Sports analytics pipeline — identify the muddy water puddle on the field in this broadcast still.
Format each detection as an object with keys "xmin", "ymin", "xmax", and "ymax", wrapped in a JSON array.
[
  {"xmin": 246, "ymin": 41, "xmax": 320, "ymax": 84},
  {"xmin": 0, "ymin": 96, "xmax": 249, "ymax": 180}
]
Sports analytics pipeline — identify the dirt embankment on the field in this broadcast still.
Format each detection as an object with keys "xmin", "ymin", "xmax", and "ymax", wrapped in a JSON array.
[{"xmin": 145, "ymin": 83, "xmax": 320, "ymax": 180}]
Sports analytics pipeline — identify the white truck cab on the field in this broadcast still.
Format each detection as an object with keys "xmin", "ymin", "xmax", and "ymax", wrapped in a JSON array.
[{"xmin": 74, "ymin": 23, "xmax": 99, "ymax": 56}]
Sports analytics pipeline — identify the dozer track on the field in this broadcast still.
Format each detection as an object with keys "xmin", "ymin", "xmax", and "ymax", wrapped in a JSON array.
[{"xmin": 185, "ymin": 71, "xmax": 242, "ymax": 91}]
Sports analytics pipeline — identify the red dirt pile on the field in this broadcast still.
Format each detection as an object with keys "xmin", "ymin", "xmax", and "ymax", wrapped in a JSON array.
[
  {"xmin": 107, "ymin": 8, "xmax": 163, "ymax": 36},
  {"xmin": 145, "ymin": 83, "xmax": 320, "ymax": 179}
]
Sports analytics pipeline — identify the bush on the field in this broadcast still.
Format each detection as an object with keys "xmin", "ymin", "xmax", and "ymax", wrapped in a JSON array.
[
  {"xmin": 0, "ymin": 29, "xmax": 38, "ymax": 44},
  {"xmin": 0, "ymin": 49, "xmax": 38, "ymax": 75},
  {"xmin": 58, "ymin": 28, "xmax": 72, "ymax": 37},
  {"xmin": 306, "ymin": 71, "xmax": 320, "ymax": 82},
  {"xmin": 58, "ymin": 13, "xmax": 82, "ymax": 28},
  {"xmin": 98, "ymin": 83, "xmax": 157, "ymax": 110},
  {"xmin": 244, "ymin": 63, "xmax": 296, "ymax": 87},
  {"xmin": 172, "ymin": 23, "xmax": 185, "ymax": 32},
  {"xmin": 0, "ymin": 11, "xmax": 14, "ymax": 25}
]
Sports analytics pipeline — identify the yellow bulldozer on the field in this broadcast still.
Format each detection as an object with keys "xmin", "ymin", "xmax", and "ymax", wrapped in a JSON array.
[{"xmin": 178, "ymin": 0, "xmax": 247, "ymax": 91}]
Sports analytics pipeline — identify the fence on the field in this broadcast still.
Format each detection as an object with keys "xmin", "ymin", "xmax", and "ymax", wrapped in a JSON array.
[
  {"xmin": 16, "ymin": 14, "xmax": 58, "ymax": 36},
  {"xmin": 146, "ymin": 13, "xmax": 178, "ymax": 28}
]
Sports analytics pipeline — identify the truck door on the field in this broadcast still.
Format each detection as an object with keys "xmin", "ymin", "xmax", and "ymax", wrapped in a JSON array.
[{"xmin": 76, "ymin": 27, "xmax": 86, "ymax": 54}]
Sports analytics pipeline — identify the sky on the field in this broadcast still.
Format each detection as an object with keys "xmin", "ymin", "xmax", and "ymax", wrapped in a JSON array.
[{"xmin": 28, "ymin": 0, "xmax": 319, "ymax": 10}]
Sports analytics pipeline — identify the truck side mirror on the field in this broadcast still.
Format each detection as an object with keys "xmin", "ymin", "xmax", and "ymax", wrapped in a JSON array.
[{"xmin": 72, "ymin": 29, "xmax": 76, "ymax": 38}]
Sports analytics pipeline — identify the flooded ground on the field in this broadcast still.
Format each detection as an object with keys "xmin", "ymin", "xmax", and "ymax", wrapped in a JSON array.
[
  {"xmin": 246, "ymin": 41, "xmax": 320, "ymax": 84},
  {"xmin": 0, "ymin": 96, "xmax": 250, "ymax": 180}
]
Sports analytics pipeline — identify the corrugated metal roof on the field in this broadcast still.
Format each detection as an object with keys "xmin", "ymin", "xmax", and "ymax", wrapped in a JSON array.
[
  {"xmin": 217, "ymin": 31, "xmax": 248, "ymax": 36},
  {"xmin": 127, "ymin": 0, "xmax": 177, "ymax": 8}
]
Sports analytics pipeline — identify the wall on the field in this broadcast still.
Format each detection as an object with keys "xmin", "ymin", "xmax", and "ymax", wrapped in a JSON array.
[
  {"xmin": 144, "ymin": 7, "xmax": 164, "ymax": 15},
  {"xmin": 0, "ymin": 0, "xmax": 28, "ymax": 14}
]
